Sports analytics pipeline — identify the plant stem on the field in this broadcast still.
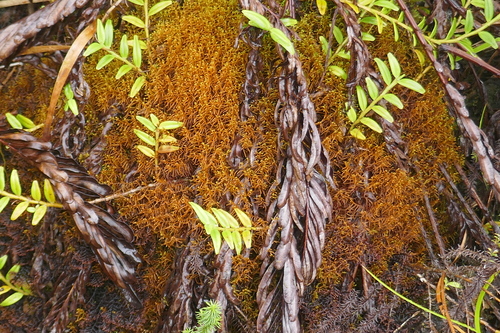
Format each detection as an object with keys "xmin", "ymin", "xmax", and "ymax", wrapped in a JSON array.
[
  {"xmin": 349, "ymin": 76, "xmax": 400, "ymax": 131},
  {"xmin": 102, "ymin": 46, "xmax": 145, "ymax": 75},
  {"xmin": 0, "ymin": 273, "xmax": 31, "ymax": 295},
  {"xmin": 144, "ymin": 0, "xmax": 150, "ymax": 40},
  {"xmin": 0, "ymin": 190, "xmax": 62, "ymax": 208}
]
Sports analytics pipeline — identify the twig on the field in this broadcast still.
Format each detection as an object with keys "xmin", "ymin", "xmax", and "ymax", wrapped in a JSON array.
[{"xmin": 424, "ymin": 193, "xmax": 447, "ymax": 259}]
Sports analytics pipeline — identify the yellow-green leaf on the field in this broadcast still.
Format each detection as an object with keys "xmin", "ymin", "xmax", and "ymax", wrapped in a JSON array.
[
  {"xmin": 63, "ymin": 83, "xmax": 75, "ymax": 99},
  {"xmin": 383, "ymin": 93, "xmax": 403, "ymax": 109},
  {"xmin": 212, "ymin": 208, "xmax": 236, "ymax": 228},
  {"xmin": 372, "ymin": 105, "xmax": 394, "ymax": 123},
  {"xmin": 232, "ymin": 231, "xmax": 243, "ymax": 255},
  {"xmin": 387, "ymin": 52, "xmax": 401, "ymax": 77},
  {"xmin": 242, "ymin": 229, "xmax": 252, "ymax": 249},
  {"xmin": 328, "ymin": 65, "xmax": 347, "ymax": 80},
  {"xmin": 316, "ymin": 0, "xmax": 327, "ymax": 15},
  {"xmin": 43, "ymin": 179, "xmax": 56, "ymax": 204},
  {"xmin": 96, "ymin": 54, "xmax": 115, "ymax": 70},
  {"xmin": 136, "ymin": 115, "xmax": 156, "ymax": 131},
  {"xmin": 136, "ymin": 145, "xmax": 155, "ymax": 158},
  {"xmin": 83, "ymin": 42, "xmax": 104, "ymax": 57},
  {"xmin": 374, "ymin": 58, "xmax": 392, "ymax": 85},
  {"xmin": 464, "ymin": 10, "xmax": 473, "ymax": 33},
  {"xmin": 119, "ymin": 35, "xmax": 129, "ymax": 59},
  {"xmin": 96, "ymin": 19, "xmax": 105, "ymax": 44},
  {"xmin": 398, "ymin": 78, "xmax": 426, "ymax": 94},
  {"xmin": 150, "ymin": 114, "xmax": 160, "ymax": 127},
  {"xmin": 484, "ymin": 0, "xmax": 493, "ymax": 21},
  {"xmin": 158, "ymin": 135, "xmax": 177, "ymax": 143},
  {"xmin": 0, "ymin": 291, "xmax": 23, "ymax": 306},
  {"xmin": 269, "ymin": 28, "xmax": 295, "ymax": 55},
  {"xmin": 15, "ymin": 114, "xmax": 35, "ymax": 129},
  {"xmin": 67, "ymin": 99, "xmax": 78, "ymax": 115},
  {"xmin": 189, "ymin": 202, "xmax": 218, "ymax": 233},
  {"xmin": 0, "ymin": 285, "xmax": 11, "ymax": 295},
  {"xmin": 134, "ymin": 129, "xmax": 156, "ymax": 146},
  {"xmin": 360, "ymin": 117, "xmax": 383, "ymax": 133},
  {"xmin": 241, "ymin": 10, "xmax": 273, "ymax": 31},
  {"xmin": 6, "ymin": 264, "xmax": 20, "ymax": 280},
  {"xmin": 333, "ymin": 25, "xmax": 344, "ymax": 44},
  {"xmin": 234, "ymin": 208, "xmax": 252, "ymax": 227},
  {"xmin": 280, "ymin": 18, "xmax": 298, "ymax": 27},
  {"xmin": 365, "ymin": 77, "xmax": 379, "ymax": 99},
  {"xmin": 31, "ymin": 180, "xmax": 41, "ymax": 201},
  {"xmin": 350, "ymin": 128, "xmax": 366, "ymax": 140},
  {"xmin": 122, "ymin": 15, "xmax": 145, "ymax": 28},
  {"xmin": 130, "ymin": 76, "xmax": 145, "ymax": 97},
  {"xmin": 148, "ymin": 1, "xmax": 172, "ymax": 16},
  {"xmin": 6, "ymin": 113, "xmax": 22, "ymax": 129},
  {"xmin": 478, "ymin": 31, "xmax": 498, "ymax": 49},
  {"xmin": 0, "ymin": 166, "xmax": 5, "ymax": 191},
  {"xmin": 104, "ymin": 19, "xmax": 114, "ymax": 48},
  {"xmin": 222, "ymin": 230, "xmax": 234, "ymax": 249},
  {"xmin": 356, "ymin": 85, "xmax": 368, "ymax": 111},
  {"xmin": 0, "ymin": 255, "xmax": 7, "ymax": 270},
  {"xmin": 210, "ymin": 229, "xmax": 222, "ymax": 254},
  {"xmin": 132, "ymin": 35, "xmax": 142, "ymax": 68},
  {"xmin": 0, "ymin": 197, "xmax": 10, "ymax": 214},
  {"xmin": 10, "ymin": 169, "xmax": 21, "ymax": 196},
  {"xmin": 347, "ymin": 107, "xmax": 357, "ymax": 123},
  {"xmin": 32, "ymin": 205, "xmax": 47, "ymax": 226},
  {"xmin": 11, "ymin": 201, "xmax": 29, "ymax": 220},
  {"xmin": 158, "ymin": 121, "xmax": 183, "ymax": 130},
  {"xmin": 115, "ymin": 64, "xmax": 133, "ymax": 80}
]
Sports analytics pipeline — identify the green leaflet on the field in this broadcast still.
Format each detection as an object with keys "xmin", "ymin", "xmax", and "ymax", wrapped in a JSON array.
[
  {"xmin": 149, "ymin": 1, "xmax": 172, "ymax": 16},
  {"xmin": 136, "ymin": 116, "xmax": 156, "ymax": 132},
  {"xmin": 44, "ymin": 179, "xmax": 56, "ymax": 204},
  {"xmin": 134, "ymin": 129, "xmax": 156, "ymax": 146},
  {"xmin": 0, "ymin": 292, "xmax": 23, "ymax": 307},
  {"xmin": 10, "ymin": 170, "xmax": 21, "ymax": 196},
  {"xmin": 241, "ymin": 10, "xmax": 273, "ymax": 31}
]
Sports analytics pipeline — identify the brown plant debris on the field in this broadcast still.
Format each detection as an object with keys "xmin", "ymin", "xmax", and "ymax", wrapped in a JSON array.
[{"xmin": 0, "ymin": 127, "xmax": 142, "ymax": 306}]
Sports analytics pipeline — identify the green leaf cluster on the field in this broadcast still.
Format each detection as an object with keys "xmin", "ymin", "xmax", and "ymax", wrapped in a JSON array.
[
  {"xmin": 182, "ymin": 300, "xmax": 222, "ymax": 333},
  {"xmin": 124, "ymin": 0, "xmax": 172, "ymax": 40},
  {"xmin": 63, "ymin": 83, "xmax": 78, "ymax": 115},
  {"xmin": 0, "ymin": 255, "xmax": 31, "ymax": 307},
  {"xmin": 0, "ymin": 167, "xmax": 59, "ymax": 225},
  {"xmin": 83, "ymin": 19, "xmax": 146, "ymax": 97},
  {"xmin": 344, "ymin": 0, "xmax": 500, "ymax": 68},
  {"xmin": 189, "ymin": 202, "xmax": 255, "ymax": 255},
  {"xmin": 134, "ymin": 114, "xmax": 182, "ymax": 167},
  {"xmin": 347, "ymin": 53, "xmax": 425, "ymax": 140},
  {"xmin": 321, "ymin": 25, "xmax": 374, "ymax": 80},
  {"xmin": 5, "ymin": 113, "xmax": 36, "ymax": 130},
  {"xmin": 241, "ymin": 10, "xmax": 295, "ymax": 55}
]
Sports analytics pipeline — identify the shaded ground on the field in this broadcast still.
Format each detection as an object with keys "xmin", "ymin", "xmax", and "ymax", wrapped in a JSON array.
[{"xmin": 0, "ymin": 0, "xmax": 500, "ymax": 332}]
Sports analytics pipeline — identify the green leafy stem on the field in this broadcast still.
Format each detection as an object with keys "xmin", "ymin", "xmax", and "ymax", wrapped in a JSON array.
[
  {"xmin": 83, "ymin": 19, "xmax": 146, "ymax": 97},
  {"xmin": 352, "ymin": 0, "xmax": 500, "ymax": 53},
  {"xmin": 189, "ymin": 202, "xmax": 259, "ymax": 255},
  {"xmin": 363, "ymin": 265, "xmax": 486, "ymax": 332},
  {"xmin": 123, "ymin": 0, "xmax": 173, "ymax": 41},
  {"xmin": 0, "ymin": 255, "xmax": 31, "ymax": 307},
  {"xmin": 134, "ymin": 114, "xmax": 183, "ymax": 168},
  {"xmin": 347, "ymin": 52, "xmax": 425, "ymax": 139},
  {"xmin": 241, "ymin": 10, "xmax": 296, "ymax": 55},
  {"xmin": 0, "ymin": 167, "xmax": 59, "ymax": 226}
]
